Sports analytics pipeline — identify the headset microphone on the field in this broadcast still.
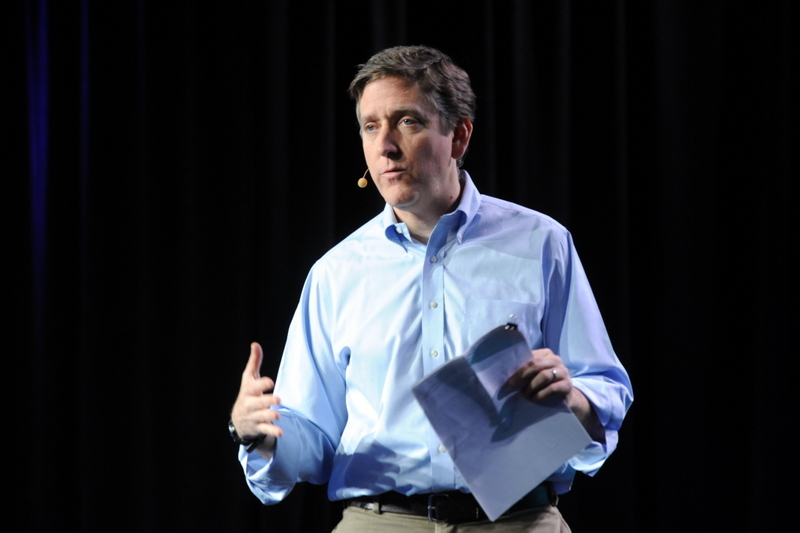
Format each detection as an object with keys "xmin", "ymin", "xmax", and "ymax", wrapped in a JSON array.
[{"xmin": 357, "ymin": 169, "xmax": 369, "ymax": 188}]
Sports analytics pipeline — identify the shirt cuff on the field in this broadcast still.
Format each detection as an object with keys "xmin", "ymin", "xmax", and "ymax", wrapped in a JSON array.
[{"xmin": 238, "ymin": 416, "xmax": 300, "ymax": 504}]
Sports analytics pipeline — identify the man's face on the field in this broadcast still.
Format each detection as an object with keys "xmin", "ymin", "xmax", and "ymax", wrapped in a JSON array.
[{"xmin": 358, "ymin": 77, "xmax": 464, "ymax": 221}]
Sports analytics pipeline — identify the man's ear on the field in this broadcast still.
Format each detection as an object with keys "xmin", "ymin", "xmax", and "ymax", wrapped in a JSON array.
[{"xmin": 451, "ymin": 118, "xmax": 473, "ymax": 161}]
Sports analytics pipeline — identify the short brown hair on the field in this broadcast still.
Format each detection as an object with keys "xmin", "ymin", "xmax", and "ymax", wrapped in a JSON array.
[{"xmin": 348, "ymin": 45, "xmax": 476, "ymax": 133}]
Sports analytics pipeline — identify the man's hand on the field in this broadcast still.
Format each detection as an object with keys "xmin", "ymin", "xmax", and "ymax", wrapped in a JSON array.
[
  {"xmin": 230, "ymin": 342, "xmax": 283, "ymax": 454},
  {"xmin": 508, "ymin": 348, "xmax": 605, "ymax": 442}
]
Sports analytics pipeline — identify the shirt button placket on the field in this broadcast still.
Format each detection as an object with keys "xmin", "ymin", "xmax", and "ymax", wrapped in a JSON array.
[
  {"xmin": 423, "ymin": 251, "xmax": 445, "ymax": 371},
  {"xmin": 426, "ymin": 253, "xmax": 442, "ymax": 362}
]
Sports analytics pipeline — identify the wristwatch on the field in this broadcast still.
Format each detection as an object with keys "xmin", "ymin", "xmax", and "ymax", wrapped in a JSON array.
[{"xmin": 228, "ymin": 419, "xmax": 265, "ymax": 452}]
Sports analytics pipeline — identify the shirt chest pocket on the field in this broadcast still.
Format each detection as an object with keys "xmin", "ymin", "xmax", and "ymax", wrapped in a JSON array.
[{"xmin": 464, "ymin": 298, "xmax": 542, "ymax": 349}]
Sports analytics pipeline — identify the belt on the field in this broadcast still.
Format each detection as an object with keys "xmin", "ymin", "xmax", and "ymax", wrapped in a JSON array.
[{"xmin": 345, "ymin": 483, "xmax": 556, "ymax": 523}]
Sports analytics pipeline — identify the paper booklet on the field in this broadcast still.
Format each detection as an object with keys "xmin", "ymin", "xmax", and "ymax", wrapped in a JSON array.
[{"xmin": 411, "ymin": 324, "xmax": 591, "ymax": 521}]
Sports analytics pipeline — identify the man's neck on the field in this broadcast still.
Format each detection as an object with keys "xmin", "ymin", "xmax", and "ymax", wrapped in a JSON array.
[
  {"xmin": 394, "ymin": 177, "xmax": 464, "ymax": 245},
  {"xmin": 395, "ymin": 211, "xmax": 439, "ymax": 245}
]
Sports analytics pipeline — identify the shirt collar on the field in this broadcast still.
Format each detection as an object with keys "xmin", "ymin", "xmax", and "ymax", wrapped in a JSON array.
[
  {"xmin": 381, "ymin": 170, "xmax": 481, "ymax": 247},
  {"xmin": 453, "ymin": 170, "xmax": 481, "ymax": 244}
]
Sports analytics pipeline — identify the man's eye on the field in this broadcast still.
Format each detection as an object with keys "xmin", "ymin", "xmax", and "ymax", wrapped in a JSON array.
[
  {"xmin": 401, "ymin": 118, "xmax": 419, "ymax": 126},
  {"xmin": 364, "ymin": 124, "xmax": 377, "ymax": 132}
]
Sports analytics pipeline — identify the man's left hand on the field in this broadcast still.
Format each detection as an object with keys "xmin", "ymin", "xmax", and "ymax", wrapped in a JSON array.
[
  {"xmin": 508, "ymin": 348, "xmax": 571, "ymax": 402},
  {"xmin": 508, "ymin": 349, "xmax": 605, "ymax": 442}
]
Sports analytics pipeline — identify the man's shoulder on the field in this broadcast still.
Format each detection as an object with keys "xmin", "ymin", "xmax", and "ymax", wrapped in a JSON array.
[
  {"xmin": 314, "ymin": 212, "xmax": 388, "ymax": 265},
  {"xmin": 475, "ymin": 194, "xmax": 569, "ymax": 235}
]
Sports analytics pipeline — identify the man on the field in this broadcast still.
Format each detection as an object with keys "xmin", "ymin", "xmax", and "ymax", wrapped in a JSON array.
[{"xmin": 230, "ymin": 45, "xmax": 633, "ymax": 532}]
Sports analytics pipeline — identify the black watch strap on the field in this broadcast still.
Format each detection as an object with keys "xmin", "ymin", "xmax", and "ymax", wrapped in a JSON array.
[{"xmin": 228, "ymin": 419, "xmax": 265, "ymax": 452}]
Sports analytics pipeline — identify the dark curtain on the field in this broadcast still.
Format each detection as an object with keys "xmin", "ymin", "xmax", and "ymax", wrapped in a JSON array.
[{"xmin": 5, "ymin": 1, "xmax": 797, "ymax": 531}]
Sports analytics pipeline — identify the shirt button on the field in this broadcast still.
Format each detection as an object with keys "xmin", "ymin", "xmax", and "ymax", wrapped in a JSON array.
[
  {"xmin": 430, "ymin": 349, "xmax": 439, "ymax": 357},
  {"xmin": 429, "ymin": 301, "xmax": 438, "ymax": 309},
  {"xmin": 395, "ymin": 226, "xmax": 402, "ymax": 233},
  {"xmin": 430, "ymin": 256, "xmax": 438, "ymax": 263},
  {"xmin": 438, "ymin": 445, "xmax": 447, "ymax": 453}
]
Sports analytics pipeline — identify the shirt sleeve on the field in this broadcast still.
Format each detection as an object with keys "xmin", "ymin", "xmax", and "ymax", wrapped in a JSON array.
[
  {"xmin": 541, "ymin": 230, "xmax": 634, "ymax": 475},
  {"xmin": 238, "ymin": 264, "xmax": 348, "ymax": 504}
]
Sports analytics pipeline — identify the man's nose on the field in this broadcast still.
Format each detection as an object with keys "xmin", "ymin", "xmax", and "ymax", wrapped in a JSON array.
[{"xmin": 378, "ymin": 128, "xmax": 401, "ymax": 159}]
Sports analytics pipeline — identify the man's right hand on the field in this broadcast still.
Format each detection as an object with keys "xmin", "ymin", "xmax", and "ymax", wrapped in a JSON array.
[{"xmin": 230, "ymin": 342, "xmax": 283, "ymax": 453}]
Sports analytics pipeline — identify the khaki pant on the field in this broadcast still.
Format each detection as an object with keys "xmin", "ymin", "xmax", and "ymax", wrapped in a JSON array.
[{"xmin": 332, "ymin": 504, "xmax": 571, "ymax": 532}]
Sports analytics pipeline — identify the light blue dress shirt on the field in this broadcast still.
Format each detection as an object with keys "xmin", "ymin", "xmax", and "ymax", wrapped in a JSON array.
[{"xmin": 239, "ymin": 171, "xmax": 633, "ymax": 504}]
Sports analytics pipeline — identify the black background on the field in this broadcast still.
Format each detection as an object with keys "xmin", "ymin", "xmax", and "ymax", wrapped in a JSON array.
[{"xmin": 4, "ymin": 1, "xmax": 797, "ymax": 531}]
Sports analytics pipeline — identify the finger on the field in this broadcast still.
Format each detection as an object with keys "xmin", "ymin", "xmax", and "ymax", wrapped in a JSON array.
[
  {"xmin": 244, "ymin": 392, "xmax": 281, "ymax": 413},
  {"xmin": 255, "ymin": 422, "xmax": 284, "ymax": 438},
  {"xmin": 530, "ymin": 377, "xmax": 571, "ymax": 400},
  {"xmin": 510, "ymin": 356, "xmax": 561, "ymax": 394},
  {"xmin": 508, "ymin": 350, "xmax": 557, "ymax": 386},
  {"xmin": 522, "ymin": 371, "xmax": 550, "ymax": 398},
  {"xmin": 242, "ymin": 342, "xmax": 264, "ymax": 382},
  {"xmin": 235, "ymin": 395, "xmax": 282, "ymax": 438},
  {"xmin": 528, "ymin": 351, "xmax": 567, "ymax": 379},
  {"xmin": 251, "ymin": 403, "xmax": 284, "ymax": 437},
  {"xmin": 525, "ymin": 366, "xmax": 571, "ymax": 401},
  {"xmin": 247, "ymin": 402, "xmax": 281, "ymax": 421},
  {"xmin": 507, "ymin": 360, "xmax": 535, "ymax": 388},
  {"xmin": 531, "ymin": 348, "xmax": 557, "ymax": 362},
  {"xmin": 240, "ymin": 376, "xmax": 276, "ymax": 398}
]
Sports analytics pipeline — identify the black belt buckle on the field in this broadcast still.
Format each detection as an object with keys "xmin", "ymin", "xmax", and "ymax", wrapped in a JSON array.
[{"xmin": 427, "ymin": 493, "xmax": 449, "ymax": 522}]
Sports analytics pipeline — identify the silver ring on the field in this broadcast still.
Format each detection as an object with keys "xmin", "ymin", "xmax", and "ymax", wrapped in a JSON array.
[{"xmin": 552, "ymin": 369, "xmax": 558, "ymax": 380}]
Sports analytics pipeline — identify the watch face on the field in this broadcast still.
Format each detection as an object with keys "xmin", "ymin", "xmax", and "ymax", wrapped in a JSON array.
[{"xmin": 229, "ymin": 420, "xmax": 243, "ymax": 442}]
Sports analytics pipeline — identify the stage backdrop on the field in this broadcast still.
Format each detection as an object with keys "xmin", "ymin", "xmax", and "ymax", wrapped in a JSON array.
[{"xmin": 5, "ymin": 1, "xmax": 796, "ymax": 531}]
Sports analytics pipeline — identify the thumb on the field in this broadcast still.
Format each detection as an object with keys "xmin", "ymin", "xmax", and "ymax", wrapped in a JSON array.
[{"xmin": 243, "ymin": 342, "xmax": 264, "ymax": 381}]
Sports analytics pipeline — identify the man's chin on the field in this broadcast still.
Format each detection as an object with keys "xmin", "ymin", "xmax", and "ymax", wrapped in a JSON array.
[{"xmin": 379, "ymin": 190, "xmax": 418, "ymax": 211}]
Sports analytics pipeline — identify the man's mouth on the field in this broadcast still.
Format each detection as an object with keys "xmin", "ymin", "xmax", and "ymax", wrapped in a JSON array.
[{"xmin": 382, "ymin": 168, "xmax": 406, "ymax": 179}]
